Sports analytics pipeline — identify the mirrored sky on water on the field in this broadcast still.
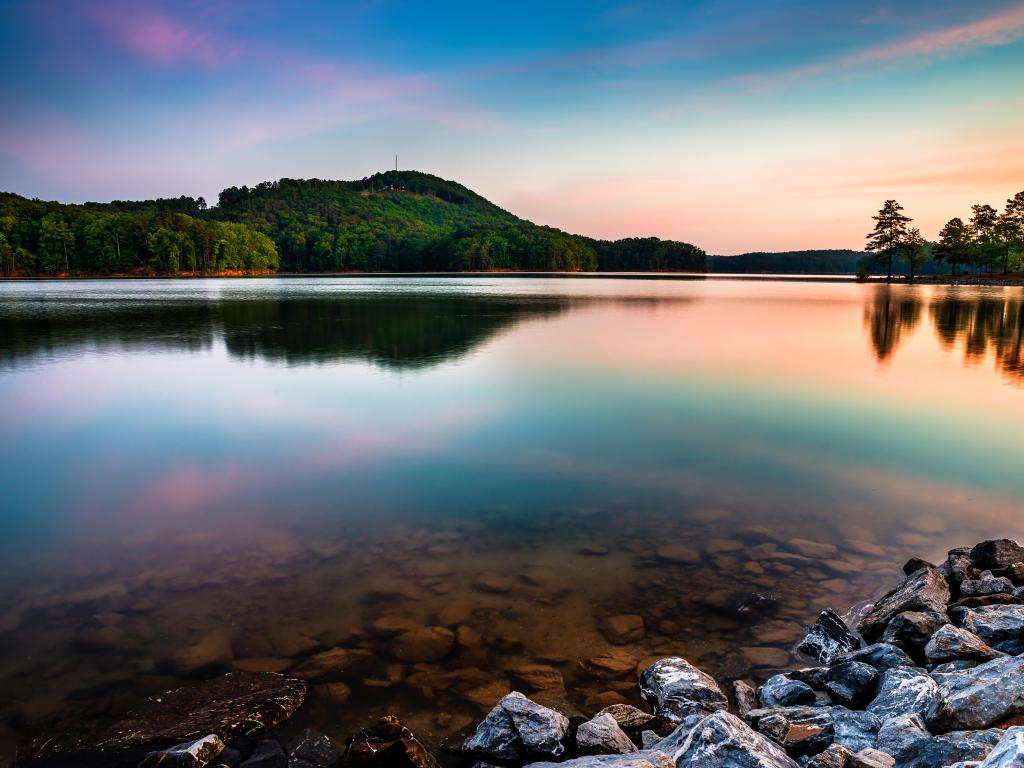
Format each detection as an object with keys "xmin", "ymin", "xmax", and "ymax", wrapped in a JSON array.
[{"xmin": 1, "ymin": 277, "xmax": 1023, "ymax": 572}]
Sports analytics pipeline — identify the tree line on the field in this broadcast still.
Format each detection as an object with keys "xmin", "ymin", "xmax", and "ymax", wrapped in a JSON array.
[{"xmin": 866, "ymin": 190, "xmax": 1024, "ymax": 280}]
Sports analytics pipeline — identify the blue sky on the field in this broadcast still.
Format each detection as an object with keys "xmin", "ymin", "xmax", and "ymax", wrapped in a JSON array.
[{"xmin": 1, "ymin": 0, "xmax": 1023, "ymax": 252}]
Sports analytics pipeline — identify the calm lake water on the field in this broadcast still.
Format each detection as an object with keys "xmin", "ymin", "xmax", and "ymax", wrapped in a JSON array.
[{"xmin": 1, "ymin": 276, "xmax": 1024, "ymax": 758}]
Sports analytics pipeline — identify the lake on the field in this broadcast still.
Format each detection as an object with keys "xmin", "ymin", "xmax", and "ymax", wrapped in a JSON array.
[{"xmin": 1, "ymin": 276, "xmax": 1023, "ymax": 757}]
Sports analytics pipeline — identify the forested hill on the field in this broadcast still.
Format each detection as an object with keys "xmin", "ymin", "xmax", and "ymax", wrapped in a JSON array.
[
  {"xmin": 0, "ymin": 171, "xmax": 707, "ymax": 276},
  {"xmin": 709, "ymin": 250, "xmax": 869, "ymax": 274}
]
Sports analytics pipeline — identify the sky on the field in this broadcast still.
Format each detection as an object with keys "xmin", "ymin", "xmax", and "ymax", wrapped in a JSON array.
[{"xmin": 1, "ymin": 0, "xmax": 1023, "ymax": 254}]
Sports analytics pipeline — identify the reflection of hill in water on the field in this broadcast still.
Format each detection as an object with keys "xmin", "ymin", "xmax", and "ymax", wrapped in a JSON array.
[{"xmin": 0, "ymin": 295, "xmax": 571, "ymax": 371}]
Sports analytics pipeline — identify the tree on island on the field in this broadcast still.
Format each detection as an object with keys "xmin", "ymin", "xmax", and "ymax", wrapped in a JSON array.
[
  {"xmin": 901, "ymin": 227, "xmax": 929, "ymax": 282},
  {"xmin": 865, "ymin": 200, "xmax": 911, "ymax": 280},
  {"xmin": 934, "ymin": 217, "xmax": 971, "ymax": 276}
]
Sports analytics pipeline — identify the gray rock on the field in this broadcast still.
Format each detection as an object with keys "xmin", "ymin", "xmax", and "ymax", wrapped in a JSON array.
[
  {"xmin": 734, "ymin": 680, "xmax": 758, "ymax": 720},
  {"xmin": 924, "ymin": 624, "xmax": 1002, "ymax": 664},
  {"xmin": 858, "ymin": 568, "xmax": 951, "ymax": 641},
  {"xmin": 848, "ymin": 748, "xmax": 894, "ymax": 768},
  {"xmin": 874, "ymin": 713, "xmax": 928, "ymax": 757},
  {"xmin": 837, "ymin": 644, "xmax": 913, "ymax": 672},
  {"xmin": 759, "ymin": 675, "xmax": 816, "ymax": 708},
  {"xmin": 139, "ymin": 735, "xmax": 225, "ymax": 768},
  {"xmin": 931, "ymin": 660, "xmax": 981, "ymax": 674},
  {"xmin": 466, "ymin": 691, "xmax": 570, "ymax": 761},
  {"xmin": 799, "ymin": 609, "xmax": 862, "ymax": 664},
  {"xmin": 524, "ymin": 751, "xmax": 675, "ymax": 768},
  {"xmin": 825, "ymin": 663, "xmax": 879, "ymax": 708},
  {"xmin": 955, "ymin": 604, "xmax": 1024, "ymax": 646},
  {"xmin": 970, "ymin": 539, "xmax": 1024, "ymax": 571},
  {"xmin": 287, "ymin": 730, "xmax": 339, "ymax": 768},
  {"xmin": 894, "ymin": 730, "xmax": 1003, "ymax": 768},
  {"xmin": 645, "ymin": 715, "xmax": 706, "ymax": 755},
  {"xmin": 941, "ymin": 550, "xmax": 979, "ymax": 591},
  {"xmin": 790, "ymin": 667, "xmax": 832, "ymax": 690},
  {"xmin": 866, "ymin": 667, "xmax": 941, "ymax": 723},
  {"xmin": 933, "ymin": 654, "xmax": 1024, "ymax": 730},
  {"xmin": 748, "ymin": 707, "xmax": 834, "ymax": 757},
  {"xmin": 978, "ymin": 727, "xmax": 1024, "ymax": 767},
  {"xmin": 576, "ymin": 714, "xmax": 638, "ymax": 755},
  {"xmin": 672, "ymin": 711, "xmax": 800, "ymax": 767},
  {"xmin": 640, "ymin": 732, "xmax": 660, "ymax": 750},
  {"xmin": 831, "ymin": 707, "xmax": 881, "ymax": 753},
  {"xmin": 758, "ymin": 713, "xmax": 790, "ymax": 742},
  {"xmin": 959, "ymin": 577, "xmax": 1016, "ymax": 597},
  {"xmin": 808, "ymin": 744, "xmax": 853, "ymax": 768},
  {"xmin": 879, "ymin": 611, "xmax": 947, "ymax": 661},
  {"xmin": 240, "ymin": 740, "xmax": 287, "ymax": 768},
  {"xmin": 639, "ymin": 657, "xmax": 728, "ymax": 723},
  {"xmin": 594, "ymin": 704, "xmax": 657, "ymax": 735}
]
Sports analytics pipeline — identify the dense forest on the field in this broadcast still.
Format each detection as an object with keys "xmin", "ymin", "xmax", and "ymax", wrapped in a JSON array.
[
  {"xmin": 0, "ymin": 171, "xmax": 706, "ymax": 276},
  {"xmin": 709, "ymin": 249, "xmax": 948, "ymax": 275}
]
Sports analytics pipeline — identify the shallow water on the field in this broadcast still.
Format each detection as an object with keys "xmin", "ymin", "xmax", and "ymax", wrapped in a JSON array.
[{"xmin": 1, "ymin": 276, "xmax": 1023, "ymax": 757}]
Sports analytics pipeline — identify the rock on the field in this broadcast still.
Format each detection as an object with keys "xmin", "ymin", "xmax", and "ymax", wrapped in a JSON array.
[
  {"xmin": 977, "ymin": 727, "xmax": 1024, "ymax": 767},
  {"xmin": 866, "ymin": 667, "xmax": 940, "ymax": 723},
  {"xmin": 933, "ymin": 654, "xmax": 1024, "ymax": 730},
  {"xmin": 857, "ymin": 567, "xmax": 951, "ymax": 641},
  {"xmin": 600, "ymin": 615, "xmax": 646, "ymax": 644},
  {"xmin": 924, "ymin": 624, "xmax": 1002, "ymax": 664},
  {"xmin": 758, "ymin": 712, "xmax": 790, "ymax": 742},
  {"xmin": 290, "ymin": 648, "xmax": 376, "ymax": 681},
  {"xmin": 508, "ymin": 664, "xmax": 565, "ymax": 692},
  {"xmin": 825, "ymin": 663, "xmax": 879, "ymax": 709},
  {"xmin": 831, "ymin": 708, "xmax": 881, "ymax": 753},
  {"xmin": 655, "ymin": 544, "xmax": 700, "ymax": 564},
  {"xmin": 234, "ymin": 657, "xmax": 294, "ymax": 674},
  {"xmin": 464, "ymin": 679, "xmax": 513, "ymax": 712},
  {"xmin": 288, "ymin": 729, "xmax": 339, "ymax": 768},
  {"xmin": 346, "ymin": 714, "xmax": 438, "ymax": 768},
  {"xmin": 576, "ymin": 714, "xmax": 638, "ymax": 755},
  {"xmin": 747, "ymin": 707, "xmax": 834, "ymax": 757},
  {"xmin": 894, "ymin": 730, "xmax": 1003, "ymax": 768},
  {"xmin": 808, "ymin": 744, "xmax": 853, "ymax": 768},
  {"xmin": 390, "ymin": 627, "xmax": 455, "ymax": 663},
  {"xmin": 955, "ymin": 605, "xmax": 1024, "ymax": 646},
  {"xmin": 789, "ymin": 667, "xmax": 832, "ymax": 690},
  {"xmin": 173, "ymin": 632, "xmax": 235, "ymax": 675},
  {"xmin": 213, "ymin": 746, "xmax": 241, "ymax": 768},
  {"xmin": 941, "ymin": 550, "xmax": 979, "ymax": 591},
  {"xmin": 741, "ymin": 647, "xmax": 790, "ymax": 668},
  {"xmin": 931, "ymin": 660, "xmax": 981, "ymax": 674},
  {"xmin": 759, "ymin": 675, "xmax": 816, "ymax": 708},
  {"xmin": 139, "ymin": 735, "xmax": 226, "ymax": 768},
  {"xmin": 970, "ymin": 539, "xmax": 1024, "ymax": 571},
  {"xmin": 594, "ymin": 704, "xmax": 657, "ymax": 734},
  {"xmin": 879, "ymin": 611, "xmax": 947, "ymax": 661},
  {"xmin": 641, "ymin": 732, "xmax": 661, "ymax": 749},
  {"xmin": 959, "ymin": 577, "xmax": 1016, "ymax": 597},
  {"xmin": 639, "ymin": 657, "xmax": 729, "ymax": 723},
  {"xmin": 524, "ymin": 751, "xmax": 675, "ymax": 768},
  {"xmin": 465, "ymin": 691, "xmax": 570, "ymax": 761},
  {"xmin": 313, "ymin": 682, "xmax": 352, "ymax": 706},
  {"xmin": 903, "ymin": 558, "xmax": 934, "ymax": 576},
  {"xmin": 799, "ymin": 609, "xmax": 862, "ymax": 664},
  {"xmin": 474, "ymin": 575, "xmax": 516, "ymax": 594},
  {"xmin": 240, "ymin": 740, "xmax": 287, "ymax": 768},
  {"xmin": 734, "ymin": 680, "xmax": 758, "ymax": 720},
  {"xmin": 875, "ymin": 713, "xmax": 929, "ymax": 757},
  {"xmin": 847, "ymin": 748, "xmax": 893, "ymax": 768},
  {"xmin": 837, "ymin": 644, "xmax": 913, "ymax": 672},
  {"xmin": 673, "ymin": 711, "xmax": 800, "ymax": 767},
  {"xmin": 789, "ymin": 539, "xmax": 838, "ymax": 558},
  {"xmin": 582, "ymin": 651, "xmax": 637, "ymax": 680},
  {"xmin": 367, "ymin": 617, "xmax": 421, "ymax": 638}
]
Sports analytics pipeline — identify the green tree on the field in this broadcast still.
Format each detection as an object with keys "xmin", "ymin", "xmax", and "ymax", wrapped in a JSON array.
[
  {"xmin": 934, "ymin": 217, "xmax": 971, "ymax": 276},
  {"xmin": 998, "ymin": 190, "xmax": 1024, "ymax": 274},
  {"xmin": 969, "ymin": 203, "xmax": 1000, "ymax": 274},
  {"xmin": 865, "ymin": 200, "xmax": 911, "ymax": 280},
  {"xmin": 39, "ymin": 213, "xmax": 73, "ymax": 274},
  {"xmin": 901, "ymin": 227, "xmax": 929, "ymax": 282}
]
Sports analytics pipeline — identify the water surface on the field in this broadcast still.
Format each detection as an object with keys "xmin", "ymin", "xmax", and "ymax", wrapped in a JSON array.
[{"xmin": 1, "ymin": 277, "xmax": 1023, "ymax": 756}]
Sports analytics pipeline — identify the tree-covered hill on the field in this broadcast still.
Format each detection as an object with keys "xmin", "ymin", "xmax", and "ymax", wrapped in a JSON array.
[
  {"xmin": 709, "ymin": 249, "xmax": 947, "ymax": 276},
  {"xmin": 0, "ymin": 170, "xmax": 707, "ymax": 276}
]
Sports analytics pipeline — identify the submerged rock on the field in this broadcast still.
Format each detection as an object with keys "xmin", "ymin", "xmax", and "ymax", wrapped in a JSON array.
[
  {"xmin": 239, "ymin": 740, "xmax": 287, "ymax": 768},
  {"xmin": 798, "ymin": 609, "xmax": 861, "ymax": 665},
  {"xmin": 389, "ymin": 627, "xmax": 455, "ymax": 663},
  {"xmin": 600, "ymin": 615, "xmax": 646, "ymax": 645},
  {"xmin": 139, "ymin": 735, "xmax": 225, "ymax": 768},
  {"xmin": 346, "ymin": 714, "xmax": 438, "ymax": 768},
  {"xmin": 673, "ymin": 711, "xmax": 800, "ymax": 767},
  {"xmin": 576, "ymin": 713, "xmax": 638, "ymax": 755},
  {"xmin": 290, "ymin": 647, "xmax": 376, "ymax": 681},
  {"xmin": 857, "ymin": 568, "xmax": 950, "ymax": 641},
  {"xmin": 287, "ymin": 729, "xmax": 339, "ymax": 768},
  {"xmin": 638, "ymin": 657, "xmax": 729, "ymax": 723},
  {"xmin": 933, "ymin": 654, "xmax": 1024, "ymax": 730},
  {"xmin": 465, "ymin": 691, "xmax": 570, "ymax": 761},
  {"xmin": 173, "ymin": 632, "xmax": 235, "ymax": 676}
]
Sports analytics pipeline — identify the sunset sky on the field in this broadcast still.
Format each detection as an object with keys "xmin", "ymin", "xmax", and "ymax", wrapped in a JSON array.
[{"xmin": 2, "ymin": 0, "xmax": 1023, "ymax": 253}]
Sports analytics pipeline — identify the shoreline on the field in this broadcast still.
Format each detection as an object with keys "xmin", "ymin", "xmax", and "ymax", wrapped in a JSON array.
[{"xmin": 17, "ymin": 537, "xmax": 1024, "ymax": 767}]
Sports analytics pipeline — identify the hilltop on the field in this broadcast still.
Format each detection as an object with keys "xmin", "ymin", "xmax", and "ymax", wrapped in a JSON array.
[{"xmin": 0, "ymin": 171, "xmax": 706, "ymax": 276}]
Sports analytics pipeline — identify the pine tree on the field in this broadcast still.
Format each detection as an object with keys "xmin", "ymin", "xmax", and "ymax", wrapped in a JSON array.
[
  {"xmin": 865, "ymin": 200, "xmax": 911, "ymax": 280},
  {"xmin": 934, "ymin": 217, "xmax": 970, "ymax": 276},
  {"xmin": 999, "ymin": 190, "xmax": 1024, "ymax": 274},
  {"xmin": 901, "ymin": 227, "xmax": 928, "ymax": 282},
  {"xmin": 969, "ymin": 203, "xmax": 999, "ymax": 274}
]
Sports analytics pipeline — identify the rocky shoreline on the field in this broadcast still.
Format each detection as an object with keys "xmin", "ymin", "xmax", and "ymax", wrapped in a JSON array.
[{"xmin": 16, "ymin": 537, "xmax": 1024, "ymax": 768}]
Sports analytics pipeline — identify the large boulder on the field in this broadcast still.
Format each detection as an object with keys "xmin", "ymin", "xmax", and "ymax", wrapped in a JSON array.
[
  {"xmin": 866, "ymin": 668, "xmax": 941, "ymax": 724},
  {"xmin": 576, "ymin": 714, "xmax": 638, "ymax": 755},
  {"xmin": 891, "ymin": 729, "xmax": 1003, "ymax": 768},
  {"xmin": 978, "ymin": 727, "xmax": 1024, "ymax": 767},
  {"xmin": 933, "ymin": 654, "xmax": 1024, "ymax": 730},
  {"xmin": 345, "ymin": 715, "xmax": 438, "ymax": 768},
  {"xmin": 465, "ymin": 691, "xmax": 570, "ymax": 761},
  {"xmin": 954, "ymin": 604, "xmax": 1024, "ymax": 648},
  {"xmin": 639, "ymin": 657, "xmax": 729, "ymax": 723},
  {"xmin": 138, "ymin": 735, "xmax": 225, "ymax": 768},
  {"xmin": 831, "ymin": 708, "xmax": 881, "ymax": 753},
  {"xmin": 857, "ymin": 568, "xmax": 950, "ymax": 641},
  {"xmin": 798, "ymin": 610, "xmax": 861, "ymax": 664},
  {"xmin": 759, "ymin": 675, "xmax": 816, "ymax": 708},
  {"xmin": 970, "ymin": 539, "xmax": 1024, "ymax": 571},
  {"xmin": 924, "ymin": 624, "xmax": 1002, "ymax": 664},
  {"xmin": 874, "ymin": 713, "xmax": 929, "ymax": 757},
  {"xmin": 878, "ymin": 611, "xmax": 947, "ymax": 662},
  {"xmin": 672, "ymin": 711, "xmax": 800, "ymax": 767}
]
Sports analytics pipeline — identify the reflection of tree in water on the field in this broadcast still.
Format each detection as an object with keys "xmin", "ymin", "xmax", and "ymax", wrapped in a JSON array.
[
  {"xmin": 930, "ymin": 291, "xmax": 1024, "ymax": 383},
  {"xmin": 864, "ymin": 285, "xmax": 922, "ymax": 362}
]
